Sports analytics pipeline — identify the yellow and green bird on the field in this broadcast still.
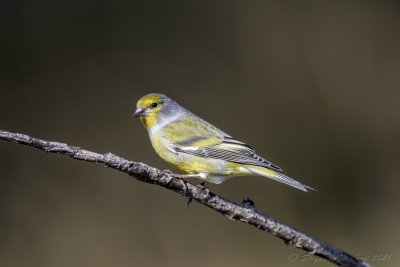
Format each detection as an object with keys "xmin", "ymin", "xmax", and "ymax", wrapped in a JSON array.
[{"xmin": 133, "ymin": 93, "xmax": 314, "ymax": 192}]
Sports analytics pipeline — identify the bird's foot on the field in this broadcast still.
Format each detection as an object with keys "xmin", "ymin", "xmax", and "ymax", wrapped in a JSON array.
[
  {"xmin": 162, "ymin": 169, "xmax": 174, "ymax": 177},
  {"xmin": 187, "ymin": 182, "xmax": 209, "ymax": 209},
  {"xmin": 240, "ymin": 197, "xmax": 256, "ymax": 209},
  {"xmin": 196, "ymin": 181, "xmax": 209, "ymax": 195},
  {"xmin": 197, "ymin": 181, "xmax": 206, "ymax": 188},
  {"xmin": 163, "ymin": 170, "xmax": 190, "ymax": 194}
]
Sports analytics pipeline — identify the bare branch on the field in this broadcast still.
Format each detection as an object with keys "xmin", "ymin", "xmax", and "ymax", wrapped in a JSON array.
[{"xmin": 0, "ymin": 129, "xmax": 370, "ymax": 267}]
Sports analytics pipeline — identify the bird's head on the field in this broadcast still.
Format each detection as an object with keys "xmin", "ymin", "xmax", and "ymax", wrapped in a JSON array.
[{"xmin": 133, "ymin": 93, "xmax": 167, "ymax": 129}]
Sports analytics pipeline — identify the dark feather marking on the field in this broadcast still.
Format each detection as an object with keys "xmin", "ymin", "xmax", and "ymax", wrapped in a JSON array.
[
  {"xmin": 175, "ymin": 136, "xmax": 209, "ymax": 146},
  {"xmin": 172, "ymin": 135, "xmax": 282, "ymax": 171},
  {"xmin": 175, "ymin": 145, "xmax": 282, "ymax": 171},
  {"xmin": 222, "ymin": 141, "xmax": 253, "ymax": 149}
]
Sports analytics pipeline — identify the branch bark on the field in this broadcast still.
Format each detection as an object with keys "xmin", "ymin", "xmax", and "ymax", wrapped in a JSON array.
[{"xmin": 0, "ymin": 129, "xmax": 370, "ymax": 267}]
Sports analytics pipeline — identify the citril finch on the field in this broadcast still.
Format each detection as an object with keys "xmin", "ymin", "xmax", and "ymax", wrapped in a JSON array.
[{"xmin": 133, "ymin": 93, "xmax": 314, "ymax": 192}]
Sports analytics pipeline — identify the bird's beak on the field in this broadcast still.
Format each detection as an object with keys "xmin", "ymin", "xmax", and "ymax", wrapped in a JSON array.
[{"xmin": 133, "ymin": 107, "xmax": 147, "ymax": 117}]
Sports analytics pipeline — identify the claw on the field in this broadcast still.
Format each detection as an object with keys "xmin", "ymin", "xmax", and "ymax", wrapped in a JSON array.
[
  {"xmin": 187, "ymin": 182, "xmax": 207, "ymax": 208},
  {"xmin": 162, "ymin": 169, "xmax": 174, "ymax": 176},
  {"xmin": 187, "ymin": 197, "xmax": 193, "ymax": 208},
  {"xmin": 240, "ymin": 197, "xmax": 256, "ymax": 209}
]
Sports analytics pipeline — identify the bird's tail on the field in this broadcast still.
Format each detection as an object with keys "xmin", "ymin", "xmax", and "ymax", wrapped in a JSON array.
[{"xmin": 245, "ymin": 166, "xmax": 315, "ymax": 192}]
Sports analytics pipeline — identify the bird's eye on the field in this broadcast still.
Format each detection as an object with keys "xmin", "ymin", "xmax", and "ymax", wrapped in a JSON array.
[{"xmin": 151, "ymin": 102, "xmax": 158, "ymax": 108}]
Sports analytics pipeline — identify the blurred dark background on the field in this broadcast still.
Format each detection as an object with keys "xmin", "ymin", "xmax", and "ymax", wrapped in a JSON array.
[{"xmin": 1, "ymin": 1, "xmax": 399, "ymax": 266}]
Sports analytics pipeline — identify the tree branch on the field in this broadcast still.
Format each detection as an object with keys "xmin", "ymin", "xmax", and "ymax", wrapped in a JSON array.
[{"xmin": 0, "ymin": 129, "xmax": 370, "ymax": 267}]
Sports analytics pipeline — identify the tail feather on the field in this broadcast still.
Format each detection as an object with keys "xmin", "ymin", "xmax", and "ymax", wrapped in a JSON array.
[{"xmin": 246, "ymin": 166, "xmax": 315, "ymax": 192}]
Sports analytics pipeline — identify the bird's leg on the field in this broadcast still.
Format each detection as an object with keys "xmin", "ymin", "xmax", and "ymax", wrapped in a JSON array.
[
  {"xmin": 173, "ymin": 173, "xmax": 207, "ymax": 190},
  {"xmin": 162, "ymin": 170, "xmax": 191, "ymax": 194},
  {"xmin": 181, "ymin": 175, "xmax": 202, "ymax": 208},
  {"xmin": 173, "ymin": 173, "xmax": 202, "ymax": 179},
  {"xmin": 186, "ymin": 182, "xmax": 209, "ymax": 208},
  {"xmin": 186, "ymin": 179, "xmax": 209, "ymax": 209},
  {"xmin": 168, "ymin": 173, "xmax": 209, "ymax": 208}
]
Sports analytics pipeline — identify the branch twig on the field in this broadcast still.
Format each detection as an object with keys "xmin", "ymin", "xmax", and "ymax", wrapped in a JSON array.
[{"xmin": 0, "ymin": 129, "xmax": 370, "ymax": 267}]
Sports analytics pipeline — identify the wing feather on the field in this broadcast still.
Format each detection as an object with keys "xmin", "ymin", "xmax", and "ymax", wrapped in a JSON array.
[
  {"xmin": 173, "ymin": 136, "xmax": 282, "ymax": 171},
  {"xmin": 162, "ymin": 114, "xmax": 282, "ymax": 171}
]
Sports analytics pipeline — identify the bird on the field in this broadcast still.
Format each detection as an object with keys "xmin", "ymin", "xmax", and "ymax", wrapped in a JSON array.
[{"xmin": 133, "ymin": 93, "xmax": 314, "ymax": 192}]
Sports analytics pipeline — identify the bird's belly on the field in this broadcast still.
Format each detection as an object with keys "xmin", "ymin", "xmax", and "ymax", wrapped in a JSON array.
[
  {"xmin": 151, "ymin": 140, "xmax": 229, "ymax": 174},
  {"xmin": 173, "ymin": 153, "xmax": 229, "ymax": 174}
]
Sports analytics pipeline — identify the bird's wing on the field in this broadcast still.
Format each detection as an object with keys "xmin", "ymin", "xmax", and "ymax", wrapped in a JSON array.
[
  {"xmin": 161, "ymin": 114, "xmax": 282, "ymax": 171},
  {"xmin": 171, "ymin": 134, "xmax": 282, "ymax": 171},
  {"xmin": 175, "ymin": 136, "xmax": 281, "ymax": 171}
]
